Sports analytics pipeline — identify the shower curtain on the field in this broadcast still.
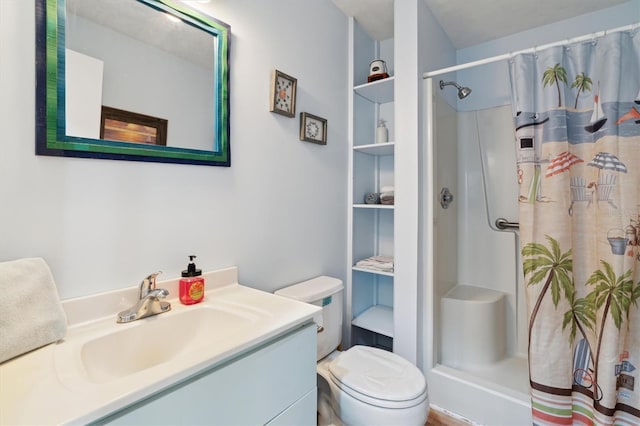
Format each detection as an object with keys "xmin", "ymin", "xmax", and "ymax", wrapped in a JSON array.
[{"xmin": 509, "ymin": 30, "xmax": 640, "ymax": 425}]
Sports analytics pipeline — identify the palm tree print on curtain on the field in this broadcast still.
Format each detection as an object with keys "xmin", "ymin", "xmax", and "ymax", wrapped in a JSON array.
[
  {"xmin": 509, "ymin": 29, "xmax": 640, "ymax": 425},
  {"xmin": 543, "ymin": 63, "xmax": 568, "ymax": 107},
  {"xmin": 572, "ymin": 72, "xmax": 593, "ymax": 109}
]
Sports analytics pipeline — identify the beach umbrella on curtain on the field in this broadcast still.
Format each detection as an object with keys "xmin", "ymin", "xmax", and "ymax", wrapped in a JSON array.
[
  {"xmin": 587, "ymin": 152, "xmax": 627, "ymax": 209},
  {"xmin": 588, "ymin": 151, "xmax": 627, "ymax": 189},
  {"xmin": 545, "ymin": 151, "xmax": 584, "ymax": 177},
  {"xmin": 588, "ymin": 152, "xmax": 628, "ymax": 173}
]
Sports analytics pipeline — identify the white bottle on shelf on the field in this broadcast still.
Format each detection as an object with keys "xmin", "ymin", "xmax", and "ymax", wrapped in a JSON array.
[{"xmin": 376, "ymin": 120, "xmax": 388, "ymax": 144}]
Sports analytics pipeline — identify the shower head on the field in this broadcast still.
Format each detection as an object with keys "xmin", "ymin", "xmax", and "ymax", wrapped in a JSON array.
[
  {"xmin": 458, "ymin": 85, "xmax": 472, "ymax": 99},
  {"xmin": 439, "ymin": 80, "xmax": 472, "ymax": 99}
]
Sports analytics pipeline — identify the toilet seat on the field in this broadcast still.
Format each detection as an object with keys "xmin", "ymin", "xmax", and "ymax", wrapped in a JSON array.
[{"xmin": 328, "ymin": 346, "xmax": 427, "ymax": 409}]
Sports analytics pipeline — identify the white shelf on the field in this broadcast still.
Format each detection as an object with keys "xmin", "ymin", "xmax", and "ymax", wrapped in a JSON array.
[
  {"xmin": 353, "ymin": 142, "xmax": 394, "ymax": 156},
  {"xmin": 353, "ymin": 204, "xmax": 394, "ymax": 209},
  {"xmin": 352, "ymin": 305, "xmax": 394, "ymax": 338},
  {"xmin": 352, "ymin": 256, "xmax": 394, "ymax": 277},
  {"xmin": 354, "ymin": 77, "xmax": 395, "ymax": 103},
  {"xmin": 352, "ymin": 266, "xmax": 394, "ymax": 277}
]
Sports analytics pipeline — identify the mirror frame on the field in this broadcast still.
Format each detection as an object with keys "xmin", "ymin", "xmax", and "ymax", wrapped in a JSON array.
[{"xmin": 35, "ymin": 0, "xmax": 231, "ymax": 166}]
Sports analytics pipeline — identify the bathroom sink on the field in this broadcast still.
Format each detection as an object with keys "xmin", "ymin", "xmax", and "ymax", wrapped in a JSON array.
[
  {"xmin": 2, "ymin": 269, "xmax": 321, "ymax": 426},
  {"xmin": 82, "ymin": 306, "xmax": 258, "ymax": 383},
  {"xmin": 56, "ymin": 302, "xmax": 264, "ymax": 385}
]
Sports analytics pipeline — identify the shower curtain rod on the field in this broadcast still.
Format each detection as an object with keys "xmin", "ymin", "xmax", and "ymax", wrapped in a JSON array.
[{"xmin": 423, "ymin": 23, "xmax": 638, "ymax": 78}]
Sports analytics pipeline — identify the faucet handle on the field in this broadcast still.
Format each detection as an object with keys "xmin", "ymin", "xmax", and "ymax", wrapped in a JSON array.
[
  {"xmin": 147, "ymin": 288, "xmax": 169, "ymax": 299},
  {"xmin": 139, "ymin": 271, "xmax": 162, "ymax": 299}
]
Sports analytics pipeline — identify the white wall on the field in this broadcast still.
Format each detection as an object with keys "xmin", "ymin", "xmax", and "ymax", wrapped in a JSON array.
[
  {"xmin": 457, "ymin": 106, "xmax": 523, "ymax": 356},
  {"xmin": 415, "ymin": 0, "xmax": 457, "ymax": 371},
  {"xmin": 0, "ymin": 0, "xmax": 348, "ymax": 299},
  {"xmin": 65, "ymin": 49, "xmax": 104, "ymax": 140},
  {"xmin": 431, "ymin": 91, "xmax": 458, "ymax": 367}
]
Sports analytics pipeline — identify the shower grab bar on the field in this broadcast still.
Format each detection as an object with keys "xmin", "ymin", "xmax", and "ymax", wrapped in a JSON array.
[{"xmin": 495, "ymin": 218, "xmax": 519, "ymax": 230}]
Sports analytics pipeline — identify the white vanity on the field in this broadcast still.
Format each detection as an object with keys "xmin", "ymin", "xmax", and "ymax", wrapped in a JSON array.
[{"xmin": 0, "ymin": 267, "xmax": 320, "ymax": 425}]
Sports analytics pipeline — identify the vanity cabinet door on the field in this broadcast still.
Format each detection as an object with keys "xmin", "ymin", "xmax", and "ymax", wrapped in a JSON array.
[
  {"xmin": 94, "ymin": 323, "xmax": 316, "ymax": 425},
  {"xmin": 267, "ymin": 388, "xmax": 317, "ymax": 426}
]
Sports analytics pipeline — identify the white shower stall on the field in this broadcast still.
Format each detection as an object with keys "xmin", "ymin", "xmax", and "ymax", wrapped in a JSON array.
[{"xmin": 421, "ymin": 69, "xmax": 532, "ymax": 424}]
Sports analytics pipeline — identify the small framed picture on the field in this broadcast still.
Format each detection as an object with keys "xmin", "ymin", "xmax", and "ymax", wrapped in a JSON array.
[
  {"xmin": 299, "ymin": 112, "xmax": 327, "ymax": 145},
  {"xmin": 269, "ymin": 69, "xmax": 297, "ymax": 117},
  {"xmin": 100, "ymin": 106, "xmax": 168, "ymax": 146}
]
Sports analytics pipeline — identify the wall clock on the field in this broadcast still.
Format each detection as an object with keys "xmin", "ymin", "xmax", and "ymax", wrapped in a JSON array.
[
  {"xmin": 299, "ymin": 112, "xmax": 327, "ymax": 145},
  {"xmin": 269, "ymin": 69, "xmax": 297, "ymax": 117}
]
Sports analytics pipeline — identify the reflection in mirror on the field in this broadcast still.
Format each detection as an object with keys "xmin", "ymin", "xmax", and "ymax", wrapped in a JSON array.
[{"xmin": 35, "ymin": 0, "xmax": 231, "ymax": 166}]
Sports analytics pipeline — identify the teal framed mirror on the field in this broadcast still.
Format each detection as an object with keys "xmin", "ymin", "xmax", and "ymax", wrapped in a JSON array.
[{"xmin": 36, "ymin": 0, "xmax": 230, "ymax": 166}]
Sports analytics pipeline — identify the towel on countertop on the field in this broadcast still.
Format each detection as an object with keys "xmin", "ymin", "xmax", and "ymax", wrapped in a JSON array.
[{"xmin": 0, "ymin": 258, "xmax": 67, "ymax": 363}]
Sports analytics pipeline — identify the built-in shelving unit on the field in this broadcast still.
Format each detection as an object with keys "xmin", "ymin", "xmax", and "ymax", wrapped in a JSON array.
[
  {"xmin": 351, "ymin": 265, "xmax": 394, "ymax": 276},
  {"xmin": 351, "ymin": 305, "xmax": 394, "ymax": 338},
  {"xmin": 353, "ymin": 141, "xmax": 395, "ymax": 156},
  {"xmin": 352, "ymin": 204, "xmax": 394, "ymax": 209},
  {"xmin": 354, "ymin": 77, "xmax": 395, "ymax": 103},
  {"xmin": 347, "ymin": 20, "xmax": 395, "ymax": 351}
]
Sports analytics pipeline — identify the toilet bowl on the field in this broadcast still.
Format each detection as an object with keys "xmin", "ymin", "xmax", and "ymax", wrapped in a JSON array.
[{"xmin": 275, "ymin": 276, "xmax": 429, "ymax": 426}]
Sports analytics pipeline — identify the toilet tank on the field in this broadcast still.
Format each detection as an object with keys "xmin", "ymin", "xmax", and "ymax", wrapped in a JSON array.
[{"xmin": 274, "ymin": 276, "xmax": 343, "ymax": 361}]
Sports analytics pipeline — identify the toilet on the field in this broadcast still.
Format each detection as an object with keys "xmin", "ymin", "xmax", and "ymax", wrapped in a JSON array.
[{"xmin": 275, "ymin": 276, "xmax": 429, "ymax": 426}]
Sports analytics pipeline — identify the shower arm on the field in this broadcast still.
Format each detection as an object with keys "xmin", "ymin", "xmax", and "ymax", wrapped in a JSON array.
[{"xmin": 439, "ymin": 80, "xmax": 462, "ymax": 90}]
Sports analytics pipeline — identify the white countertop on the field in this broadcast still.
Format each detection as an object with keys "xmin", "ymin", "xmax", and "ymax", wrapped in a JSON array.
[{"xmin": 0, "ymin": 267, "xmax": 320, "ymax": 425}]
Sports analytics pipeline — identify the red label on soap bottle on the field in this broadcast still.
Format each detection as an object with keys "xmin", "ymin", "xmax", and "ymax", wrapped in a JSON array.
[{"xmin": 180, "ymin": 277, "xmax": 204, "ymax": 305}]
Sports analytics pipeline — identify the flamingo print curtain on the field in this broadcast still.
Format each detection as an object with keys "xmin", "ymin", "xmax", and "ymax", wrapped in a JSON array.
[{"xmin": 509, "ymin": 29, "xmax": 640, "ymax": 425}]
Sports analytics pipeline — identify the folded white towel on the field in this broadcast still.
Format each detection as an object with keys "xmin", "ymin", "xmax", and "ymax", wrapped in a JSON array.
[
  {"xmin": 0, "ymin": 258, "xmax": 67, "ymax": 363},
  {"xmin": 355, "ymin": 255, "xmax": 394, "ymax": 272}
]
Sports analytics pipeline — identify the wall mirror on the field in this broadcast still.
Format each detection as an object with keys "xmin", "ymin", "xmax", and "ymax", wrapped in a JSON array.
[{"xmin": 35, "ymin": 0, "xmax": 231, "ymax": 166}]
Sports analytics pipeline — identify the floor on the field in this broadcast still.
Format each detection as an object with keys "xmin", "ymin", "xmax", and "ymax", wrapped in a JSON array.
[{"xmin": 426, "ymin": 408, "xmax": 473, "ymax": 426}]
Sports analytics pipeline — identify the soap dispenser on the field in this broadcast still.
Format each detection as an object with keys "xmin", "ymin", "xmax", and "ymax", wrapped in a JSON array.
[
  {"xmin": 179, "ymin": 255, "xmax": 205, "ymax": 305},
  {"xmin": 376, "ymin": 120, "xmax": 388, "ymax": 144}
]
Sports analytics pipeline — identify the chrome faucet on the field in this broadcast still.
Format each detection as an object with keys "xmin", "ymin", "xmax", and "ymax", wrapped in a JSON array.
[{"xmin": 117, "ymin": 271, "xmax": 171, "ymax": 323}]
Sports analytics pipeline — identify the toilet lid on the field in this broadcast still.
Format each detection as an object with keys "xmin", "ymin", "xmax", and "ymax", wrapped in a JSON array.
[{"xmin": 329, "ymin": 346, "xmax": 426, "ymax": 407}]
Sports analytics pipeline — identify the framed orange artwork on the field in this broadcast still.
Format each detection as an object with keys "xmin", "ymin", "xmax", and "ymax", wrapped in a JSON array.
[
  {"xmin": 269, "ymin": 69, "xmax": 297, "ymax": 118},
  {"xmin": 100, "ymin": 106, "xmax": 168, "ymax": 146}
]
